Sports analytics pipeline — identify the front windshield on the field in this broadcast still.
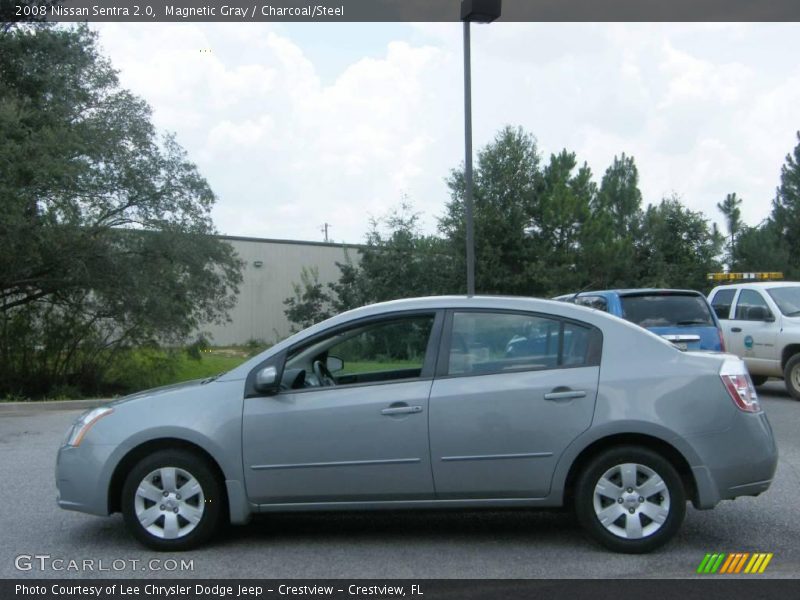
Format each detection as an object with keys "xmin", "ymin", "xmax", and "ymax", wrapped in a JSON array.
[{"xmin": 767, "ymin": 287, "xmax": 800, "ymax": 316}]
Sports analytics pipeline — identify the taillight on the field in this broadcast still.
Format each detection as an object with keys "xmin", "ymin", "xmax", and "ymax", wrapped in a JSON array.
[
  {"xmin": 720, "ymin": 359, "xmax": 760, "ymax": 412},
  {"xmin": 718, "ymin": 328, "xmax": 726, "ymax": 352}
]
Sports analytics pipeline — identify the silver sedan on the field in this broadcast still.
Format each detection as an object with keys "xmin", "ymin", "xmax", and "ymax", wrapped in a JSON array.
[{"xmin": 56, "ymin": 296, "xmax": 778, "ymax": 553}]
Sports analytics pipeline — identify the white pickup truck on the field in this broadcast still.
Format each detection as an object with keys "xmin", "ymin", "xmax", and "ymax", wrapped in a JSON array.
[{"xmin": 708, "ymin": 281, "xmax": 800, "ymax": 400}]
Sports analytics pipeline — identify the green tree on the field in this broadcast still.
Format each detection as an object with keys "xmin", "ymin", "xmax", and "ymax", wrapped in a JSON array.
[
  {"xmin": 579, "ymin": 154, "xmax": 642, "ymax": 289},
  {"xmin": 358, "ymin": 204, "xmax": 457, "ymax": 302},
  {"xmin": 0, "ymin": 26, "xmax": 242, "ymax": 397},
  {"xmin": 636, "ymin": 196, "xmax": 723, "ymax": 290},
  {"xmin": 440, "ymin": 125, "xmax": 540, "ymax": 295},
  {"xmin": 772, "ymin": 132, "xmax": 800, "ymax": 275},
  {"xmin": 1, "ymin": 1, "xmax": 62, "ymax": 33},
  {"xmin": 284, "ymin": 203, "xmax": 457, "ymax": 331},
  {"xmin": 530, "ymin": 150, "xmax": 594, "ymax": 294},
  {"xmin": 596, "ymin": 153, "xmax": 642, "ymax": 237},
  {"xmin": 327, "ymin": 249, "xmax": 370, "ymax": 313},
  {"xmin": 717, "ymin": 192, "xmax": 743, "ymax": 268},
  {"xmin": 282, "ymin": 266, "xmax": 334, "ymax": 332},
  {"xmin": 734, "ymin": 221, "xmax": 790, "ymax": 274}
]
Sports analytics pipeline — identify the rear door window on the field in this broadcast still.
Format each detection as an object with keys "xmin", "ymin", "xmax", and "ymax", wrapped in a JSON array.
[
  {"xmin": 734, "ymin": 290, "xmax": 773, "ymax": 321},
  {"xmin": 710, "ymin": 288, "xmax": 735, "ymax": 320},
  {"xmin": 619, "ymin": 294, "xmax": 714, "ymax": 327},
  {"xmin": 446, "ymin": 311, "xmax": 601, "ymax": 376}
]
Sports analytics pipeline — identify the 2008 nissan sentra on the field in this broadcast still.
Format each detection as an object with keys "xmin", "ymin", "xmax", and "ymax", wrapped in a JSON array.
[{"xmin": 55, "ymin": 296, "xmax": 778, "ymax": 553}]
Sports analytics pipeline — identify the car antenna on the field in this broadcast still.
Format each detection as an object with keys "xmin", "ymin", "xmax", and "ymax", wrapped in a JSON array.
[{"xmin": 569, "ymin": 279, "xmax": 600, "ymax": 303}]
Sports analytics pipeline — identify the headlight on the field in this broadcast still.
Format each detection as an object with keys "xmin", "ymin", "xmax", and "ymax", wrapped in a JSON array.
[{"xmin": 65, "ymin": 407, "xmax": 114, "ymax": 447}]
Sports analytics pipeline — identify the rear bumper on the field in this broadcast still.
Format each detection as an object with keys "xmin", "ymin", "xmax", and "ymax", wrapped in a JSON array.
[{"xmin": 687, "ymin": 411, "xmax": 778, "ymax": 509}]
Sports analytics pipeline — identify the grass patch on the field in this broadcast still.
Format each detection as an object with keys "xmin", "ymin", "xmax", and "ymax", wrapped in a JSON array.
[
  {"xmin": 338, "ymin": 360, "xmax": 420, "ymax": 375},
  {"xmin": 2, "ymin": 342, "xmax": 269, "ymax": 401},
  {"xmin": 4, "ymin": 344, "xmax": 422, "ymax": 401},
  {"xmin": 173, "ymin": 352, "xmax": 249, "ymax": 381},
  {"xmin": 104, "ymin": 346, "xmax": 255, "ymax": 396}
]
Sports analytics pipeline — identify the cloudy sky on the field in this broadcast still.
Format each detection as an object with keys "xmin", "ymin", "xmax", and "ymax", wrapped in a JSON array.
[{"xmin": 92, "ymin": 22, "xmax": 800, "ymax": 244}]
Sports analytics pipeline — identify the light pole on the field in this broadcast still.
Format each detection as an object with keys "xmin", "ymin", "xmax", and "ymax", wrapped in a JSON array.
[{"xmin": 460, "ymin": 0, "xmax": 501, "ymax": 296}]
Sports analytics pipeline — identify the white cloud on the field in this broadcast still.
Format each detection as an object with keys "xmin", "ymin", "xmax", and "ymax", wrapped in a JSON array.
[{"xmin": 92, "ymin": 22, "xmax": 800, "ymax": 243}]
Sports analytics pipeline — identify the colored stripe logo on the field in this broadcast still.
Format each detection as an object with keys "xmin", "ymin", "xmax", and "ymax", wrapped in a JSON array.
[{"xmin": 697, "ymin": 553, "xmax": 773, "ymax": 574}]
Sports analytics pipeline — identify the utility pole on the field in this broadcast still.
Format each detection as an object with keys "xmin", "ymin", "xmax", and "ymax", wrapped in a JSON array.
[
  {"xmin": 463, "ymin": 19, "xmax": 475, "ymax": 296},
  {"xmin": 461, "ymin": 0, "xmax": 501, "ymax": 296},
  {"xmin": 320, "ymin": 222, "xmax": 331, "ymax": 243}
]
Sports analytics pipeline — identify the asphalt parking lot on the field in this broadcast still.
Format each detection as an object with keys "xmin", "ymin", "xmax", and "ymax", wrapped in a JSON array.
[{"xmin": 1, "ymin": 382, "xmax": 798, "ymax": 580}]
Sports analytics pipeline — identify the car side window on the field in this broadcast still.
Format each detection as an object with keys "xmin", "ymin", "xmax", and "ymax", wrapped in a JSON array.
[
  {"xmin": 447, "ymin": 311, "xmax": 600, "ymax": 377},
  {"xmin": 710, "ymin": 288, "xmax": 735, "ymax": 320},
  {"xmin": 575, "ymin": 295, "xmax": 608, "ymax": 312},
  {"xmin": 734, "ymin": 290, "xmax": 772, "ymax": 321},
  {"xmin": 282, "ymin": 315, "xmax": 435, "ymax": 389}
]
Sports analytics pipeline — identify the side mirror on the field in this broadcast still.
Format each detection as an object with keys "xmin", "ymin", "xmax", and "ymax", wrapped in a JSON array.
[
  {"xmin": 254, "ymin": 366, "xmax": 279, "ymax": 394},
  {"xmin": 326, "ymin": 355, "xmax": 344, "ymax": 373}
]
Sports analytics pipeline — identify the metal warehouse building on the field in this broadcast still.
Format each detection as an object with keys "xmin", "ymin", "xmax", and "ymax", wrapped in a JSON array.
[{"xmin": 202, "ymin": 236, "xmax": 360, "ymax": 346}]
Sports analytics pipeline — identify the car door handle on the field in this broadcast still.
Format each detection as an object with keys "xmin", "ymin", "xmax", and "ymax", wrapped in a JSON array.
[
  {"xmin": 731, "ymin": 327, "xmax": 742, "ymax": 333},
  {"xmin": 381, "ymin": 405, "xmax": 423, "ymax": 415},
  {"xmin": 544, "ymin": 389, "xmax": 587, "ymax": 401}
]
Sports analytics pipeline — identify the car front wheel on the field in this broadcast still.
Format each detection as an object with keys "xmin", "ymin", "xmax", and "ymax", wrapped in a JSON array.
[
  {"xmin": 575, "ymin": 446, "xmax": 686, "ymax": 553},
  {"xmin": 784, "ymin": 354, "xmax": 800, "ymax": 400},
  {"xmin": 121, "ymin": 449, "xmax": 224, "ymax": 551}
]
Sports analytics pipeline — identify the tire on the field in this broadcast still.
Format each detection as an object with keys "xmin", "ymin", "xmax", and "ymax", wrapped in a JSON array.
[
  {"xmin": 784, "ymin": 354, "xmax": 800, "ymax": 401},
  {"xmin": 750, "ymin": 375, "xmax": 768, "ymax": 387},
  {"xmin": 574, "ymin": 446, "xmax": 686, "ymax": 554},
  {"xmin": 121, "ymin": 449, "xmax": 225, "ymax": 551}
]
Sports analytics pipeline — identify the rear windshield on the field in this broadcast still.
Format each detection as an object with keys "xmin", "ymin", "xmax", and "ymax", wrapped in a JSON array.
[{"xmin": 620, "ymin": 294, "xmax": 715, "ymax": 328}]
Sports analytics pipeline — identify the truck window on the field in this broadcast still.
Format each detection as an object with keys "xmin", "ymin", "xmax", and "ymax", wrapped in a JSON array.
[
  {"xmin": 734, "ymin": 289, "xmax": 773, "ymax": 321},
  {"xmin": 710, "ymin": 288, "xmax": 735, "ymax": 320},
  {"xmin": 766, "ymin": 286, "xmax": 800, "ymax": 317}
]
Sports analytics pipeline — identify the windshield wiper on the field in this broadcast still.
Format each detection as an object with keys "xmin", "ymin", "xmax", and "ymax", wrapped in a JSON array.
[{"xmin": 785, "ymin": 310, "xmax": 800, "ymax": 317}]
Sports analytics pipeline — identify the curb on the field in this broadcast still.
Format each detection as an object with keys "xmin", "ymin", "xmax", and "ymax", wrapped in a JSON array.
[{"xmin": 0, "ymin": 398, "xmax": 112, "ymax": 413}]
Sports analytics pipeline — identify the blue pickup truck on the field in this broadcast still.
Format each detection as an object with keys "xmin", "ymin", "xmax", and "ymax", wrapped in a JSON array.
[{"xmin": 553, "ymin": 288, "xmax": 726, "ymax": 352}]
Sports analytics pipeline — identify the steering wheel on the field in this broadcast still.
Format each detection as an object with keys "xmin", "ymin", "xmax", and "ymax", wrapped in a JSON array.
[{"xmin": 312, "ymin": 360, "xmax": 336, "ymax": 387}]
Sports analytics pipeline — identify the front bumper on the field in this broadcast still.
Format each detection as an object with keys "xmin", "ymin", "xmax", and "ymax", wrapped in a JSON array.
[
  {"xmin": 687, "ymin": 411, "xmax": 778, "ymax": 509},
  {"xmin": 55, "ymin": 443, "xmax": 116, "ymax": 516}
]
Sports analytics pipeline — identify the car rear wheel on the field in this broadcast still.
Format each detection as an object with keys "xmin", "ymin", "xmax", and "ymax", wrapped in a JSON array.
[
  {"xmin": 121, "ymin": 449, "xmax": 224, "ymax": 551},
  {"xmin": 575, "ymin": 446, "xmax": 685, "ymax": 553},
  {"xmin": 784, "ymin": 354, "xmax": 800, "ymax": 400}
]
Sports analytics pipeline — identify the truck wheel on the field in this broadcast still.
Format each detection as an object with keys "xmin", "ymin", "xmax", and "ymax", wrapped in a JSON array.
[
  {"xmin": 750, "ymin": 375, "xmax": 767, "ymax": 387},
  {"xmin": 784, "ymin": 354, "xmax": 800, "ymax": 400}
]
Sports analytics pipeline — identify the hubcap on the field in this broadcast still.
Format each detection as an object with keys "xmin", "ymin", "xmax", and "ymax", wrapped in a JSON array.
[
  {"xmin": 134, "ymin": 467, "xmax": 205, "ymax": 539},
  {"xmin": 592, "ymin": 462, "xmax": 670, "ymax": 540}
]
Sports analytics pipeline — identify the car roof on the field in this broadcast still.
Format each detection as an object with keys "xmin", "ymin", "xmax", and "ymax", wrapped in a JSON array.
[
  {"xmin": 563, "ymin": 288, "xmax": 704, "ymax": 297},
  {"xmin": 712, "ymin": 281, "xmax": 800, "ymax": 290},
  {"xmin": 336, "ymin": 294, "xmax": 576, "ymax": 317}
]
